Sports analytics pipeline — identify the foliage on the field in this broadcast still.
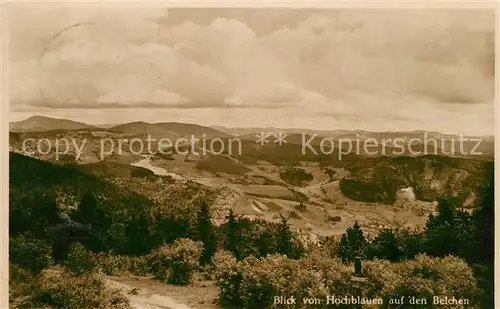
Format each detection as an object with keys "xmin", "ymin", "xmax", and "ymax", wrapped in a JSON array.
[
  {"xmin": 339, "ymin": 155, "xmax": 490, "ymax": 205},
  {"xmin": 276, "ymin": 214, "xmax": 305, "ymax": 259},
  {"xmin": 211, "ymin": 249, "xmax": 238, "ymax": 281},
  {"xmin": 393, "ymin": 228, "xmax": 426, "ymax": 259},
  {"xmin": 220, "ymin": 210, "xmax": 257, "ymax": 260},
  {"xmin": 219, "ymin": 211, "xmax": 305, "ymax": 261},
  {"xmin": 470, "ymin": 164, "xmax": 494, "ymax": 308},
  {"xmin": 424, "ymin": 197, "xmax": 475, "ymax": 259},
  {"xmin": 10, "ymin": 192, "xmax": 61, "ymax": 237},
  {"xmin": 149, "ymin": 238, "xmax": 203, "ymax": 285},
  {"xmin": 9, "ymin": 263, "xmax": 37, "ymax": 308},
  {"xmin": 363, "ymin": 255, "xmax": 478, "ymax": 308},
  {"xmin": 8, "ymin": 152, "xmax": 494, "ymax": 308},
  {"xmin": 217, "ymin": 254, "xmax": 354, "ymax": 309},
  {"xmin": 195, "ymin": 201, "xmax": 218, "ymax": 265},
  {"xmin": 64, "ymin": 242, "xmax": 97, "ymax": 275},
  {"xmin": 9, "ymin": 153, "xmax": 155, "ymax": 256},
  {"xmin": 26, "ymin": 270, "xmax": 130, "ymax": 309},
  {"xmin": 10, "ymin": 234, "xmax": 53, "ymax": 274},
  {"xmin": 338, "ymin": 221, "xmax": 367, "ymax": 262},
  {"xmin": 471, "ymin": 164, "xmax": 494, "ymax": 264},
  {"xmin": 365, "ymin": 228, "xmax": 402, "ymax": 262},
  {"xmin": 149, "ymin": 184, "xmax": 217, "ymax": 247},
  {"xmin": 319, "ymin": 235, "xmax": 340, "ymax": 258},
  {"xmin": 92, "ymin": 252, "xmax": 151, "ymax": 276},
  {"xmin": 279, "ymin": 167, "xmax": 314, "ymax": 187}
]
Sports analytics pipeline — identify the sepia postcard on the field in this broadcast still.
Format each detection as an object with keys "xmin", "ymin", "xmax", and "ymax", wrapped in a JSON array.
[{"xmin": 2, "ymin": 2, "xmax": 497, "ymax": 309}]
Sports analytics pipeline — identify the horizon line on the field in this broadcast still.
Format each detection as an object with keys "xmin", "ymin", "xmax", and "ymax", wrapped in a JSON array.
[{"xmin": 9, "ymin": 114, "xmax": 495, "ymax": 137}]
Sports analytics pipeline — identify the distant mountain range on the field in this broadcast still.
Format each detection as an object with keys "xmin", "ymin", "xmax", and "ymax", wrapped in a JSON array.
[
  {"xmin": 9, "ymin": 116, "xmax": 495, "ymax": 157},
  {"xmin": 9, "ymin": 116, "xmax": 231, "ymax": 139},
  {"xmin": 211, "ymin": 126, "xmax": 493, "ymax": 140}
]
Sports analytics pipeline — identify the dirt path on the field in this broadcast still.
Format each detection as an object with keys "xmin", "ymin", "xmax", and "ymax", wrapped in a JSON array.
[
  {"xmin": 106, "ymin": 276, "xmax": 220, "ymax": 309},
  {"xmin": 106, "ymin": 278, "xmax": 192, "ymax": 309}
]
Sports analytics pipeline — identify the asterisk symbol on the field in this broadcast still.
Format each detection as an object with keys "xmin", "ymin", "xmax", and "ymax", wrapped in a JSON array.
[
  {"xmin": 256, "ymin": 132, "xmax": 271, "ymax": 145},
  {"xmin": 273, "ymin": 132, "xmax": 287, "ymax": 146}
]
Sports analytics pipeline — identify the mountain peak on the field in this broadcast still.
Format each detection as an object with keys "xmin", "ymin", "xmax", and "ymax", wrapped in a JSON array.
[
  {"xmin": 10, "ymin": 115, "xmax": 92, "ymax": 132},
  {"xmin": 25, "ymin": 115, "xmax": 52, "ymax": 121}
]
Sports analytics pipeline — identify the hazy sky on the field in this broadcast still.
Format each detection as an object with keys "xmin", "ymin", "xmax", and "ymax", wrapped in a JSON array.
[{"xmin": 9, "ymin": 4, "xmax": 495, "ymax": 134}]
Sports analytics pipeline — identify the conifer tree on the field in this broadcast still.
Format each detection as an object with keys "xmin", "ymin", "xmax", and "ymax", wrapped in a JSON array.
[
  {"xmin": 222, "ymin": 209, "xmax": 239, "ymax": 257},
  {"xmin": 73, "ymin": 191, "xmax": 98, "ymax": 225},
  {"xmin": 366, "ymin": 228, "xmax": 402, "ymax": 262},
  {"xmin": 472, "ymin": 165, "xmax": 494, "ymax": 264},
  {"xmin": 338, "ymin": 221, "xmax": 367, "ymax": 262},
  {"xmin": 277, "ymin": 214, "xmax": 295, "ymax": 258},
  {"xmin": 195, "ymin": 201, "xmax": 217, "ymax": 265}
]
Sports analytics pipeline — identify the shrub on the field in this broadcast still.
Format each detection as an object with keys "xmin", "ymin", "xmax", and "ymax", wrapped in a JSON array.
[
  {"xmin": 64, "ymin": 242, "xmax": 97, "ymax": 275},
  {"xmin": 149, "ymin": 238, "xmax": 203, "ymax": 285},
  {"xmin": 363, "ymin": 254, "xmax": 479, "ymax": 308},
  {"xmin": 10, "ymin": 234, "xmax": 53, "ymax": 274},
  {"xmin": 93, "ymin": 252, "xmax": 151, "ymax": 276},
  {"xmin": 217, "ymin": 254, "xmax": 353, "ymax": 309},
  {"xmin": 28, "ymin": 270, "xmax": 130, "ymax": 309},
  {"xmin": 211, "ymin": 249, "xmax": 237, "ymax": 281},
  {"xmin": 9, "ymin": 263, "xmax": 36, "ymax": 308},
  {"xmin": 320, "ymin": 236, "xmax": 340, "ymax": 258},
  {"xmin": 216, "ymin": 253, "xmax": 479, "ymax": 309}
]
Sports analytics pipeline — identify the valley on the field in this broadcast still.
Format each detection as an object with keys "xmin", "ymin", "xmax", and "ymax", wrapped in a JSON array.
[
  {"xmin": 9, "ymin": 117, "xmax": 493, "ymax": 239},
  {"xmin": 8, "ymin": 7, "xmax": 495, "ymax": 308},
  {"xmin": 8, "ymin": 117, "xmax": 494, "ymax": 309}
]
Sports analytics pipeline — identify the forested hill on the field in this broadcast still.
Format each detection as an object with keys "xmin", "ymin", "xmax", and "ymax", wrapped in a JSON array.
[
  {"xmin": 9, "ymin": 152, "xmax": 155, "ymax": 255},
  {"xmin": 338, "ymin": 155, "xmax": 493, "ymax": 205}
]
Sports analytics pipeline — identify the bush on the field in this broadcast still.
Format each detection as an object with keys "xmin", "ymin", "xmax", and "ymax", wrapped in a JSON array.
[
  {"xmin": 10, "ymin": 235, "xmax": 53, "ymax": 274},
  {"xmin": 27, "ymin": 270, "xmax": 130, "ymax": 309},
  {"xmin": 320, "ymin": 236, "xmax": 340, "ymax": 258},
  {"xmin": 149, "ymin": 238, "xmax": 203, "ymax": 285},
  {"xmin": 64, "ymin": 242, "xmax": 97, "ymax": 275},
  {"xmin": 216, "ymin": 253, "xmax": 479, "ymax": 309},
  {"xmin": 217, "ymin": 254, "xmax": 353, "ymax": 309},
  {"xmin": 93, "ymin": 252, "xmax": 151, "ymax": 276},
  {"xmin": 363, "ymin": 254, "xmax": 479, "ymax": 308},
  {"xmin": 9, "ymin": 263, "xmax": 36, "ymax": 308},
  {"xmin": 211, "ymin": 249, "xmax": 237, "ymax": 281}
]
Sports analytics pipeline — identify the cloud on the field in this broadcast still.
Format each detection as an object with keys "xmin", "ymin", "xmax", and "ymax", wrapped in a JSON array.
[
  {"xmin": 97, "ymin": 89, "xmax": 189, "ymax": 107},
  {"xmin": 12, "ymin": 39, "xmax": 230, "ymax": 109},
  {"xmin": 9, "ymin": 7, "xmax": 495, "ymax": 134}
]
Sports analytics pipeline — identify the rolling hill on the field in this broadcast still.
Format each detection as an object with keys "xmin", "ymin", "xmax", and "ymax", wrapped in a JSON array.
[
  {"xmin": 108, "ymin": 121, "xmax": 231, "ymax": 139},
  {"xmin": 10, "ymin": 115, "xmax": 95, "ymax": 132},
  {"xmin": 9, "ymin": 152, "xmax": 156, "ymax": 254},
  {"xmin": 338, "ymin": 155, "xmax": 493, "ymax": 205}
]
